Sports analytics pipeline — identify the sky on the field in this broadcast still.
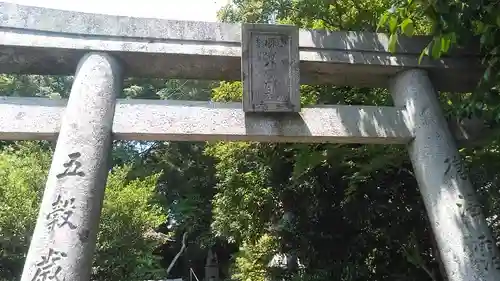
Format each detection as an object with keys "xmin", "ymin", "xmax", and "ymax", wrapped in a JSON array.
[{"xmin": 3, "ymin": 0, "xmax": 229, "ymax": 22}]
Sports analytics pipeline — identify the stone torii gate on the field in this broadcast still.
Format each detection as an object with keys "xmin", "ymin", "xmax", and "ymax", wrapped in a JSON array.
[{"xmin": 0, "ymin": 2, "xmax": 499, "ymax": 281}]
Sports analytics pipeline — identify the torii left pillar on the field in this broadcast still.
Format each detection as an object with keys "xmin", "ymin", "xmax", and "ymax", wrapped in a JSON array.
[{"xmin": 20, "ymin": 52, "xmax": 122, "ymax": 281}]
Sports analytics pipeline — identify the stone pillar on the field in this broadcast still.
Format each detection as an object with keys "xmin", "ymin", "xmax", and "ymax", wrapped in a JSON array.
[
  {"xmin": 20, "ymin": 53, "xmax": 122, "ymax": 281},
  {"xmin": 390, "ymin": 69, "xmax": 500, "ymax": 280},
  {"xmin": 205, "ymin": 249, "xmax": 219, "ymax": 281}
]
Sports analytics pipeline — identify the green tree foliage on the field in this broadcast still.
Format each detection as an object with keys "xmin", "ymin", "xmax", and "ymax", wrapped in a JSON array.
[
  {"xmin": 207, "ymin": 83, "xmax": 436, "ymax": 280},
  {"xmin": 218, "ymin": 0, "xmax": 392, "ymax": 31},
  {"xmin": 0, "ymin": 75, "xmax": 72, "ymax": 99},
  {"xmin": 379, "ymin": 0, "xmax": 500, "ymax": 121},
  {"xmin": 231, "ymin": 234, "xmax": 278, "ymax": 281},
  {"xmin": 0, "ymin": 142, "xmax": 167, "ymax": 281},
  {"xmin": 0, "ymin": 142, "xmax": 51, "ymax": 279},
  {"xmin": 93, "ymin": 165, "xmax": 167, "ymax": 281}
]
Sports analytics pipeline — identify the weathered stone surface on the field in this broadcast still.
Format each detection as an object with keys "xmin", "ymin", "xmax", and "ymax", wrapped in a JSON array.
[
  {"xmin": 113, "ymin": 100, "xmax": 412, "ymax": 143},
  {"xmin": 242, "ymin": 23, "xmax": 300, "ymax": 112},
  {"xmin": 0, "ymin": 2, "xmax": 483, "ymax": 92},
  {"xmin": 1, "ymin": 97, "xmax": 494, "ymax": 145},
  {"xmin": 0, "ymin": 96, "xmax": 64, "ymax": 140},
  {"xmin": 390, "ymin": 69, "xmax": 500, "ymax": 281},
  {"xmin": 20, "ymin": 53, "xmax": 122, "ymax": 281},
  {"xmin": 0, "ymin": 97, "xmax": 412, "ymax": 144}
]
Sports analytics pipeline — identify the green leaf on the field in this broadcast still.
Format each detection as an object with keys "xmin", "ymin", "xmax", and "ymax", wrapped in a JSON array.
[
  {"xmin": 480, "ymin": 34, "xmax": 487, "ymax": 45},
  {"xmin": 483, "ymin": 66, "xmax": 491, "ymax": 82},
  {"xmin": 441, "ymin": 36, "xmax": 451, "ymax": 53},
  {"xmin": 388, "ymin": 33, "xmax": 398, "ymax": 53},
  {"xmin": 389, "ymin": 16, "xmax": 398, "ymax": 33},
  {"xmin": 431, "ymin": 37, "xmax": 441, "ymax": 59},
  {"xmin": 496, "ymin": 15, "xmax": 500, "ymax": 27},
  {"xmin": 292, "ymin": 150, "xmax": 325, "ymax": 180},
  {"xmin": 476, "ymin": 102, "xmax": 484, "ymax": 110},
  {"xmin": 400, "ymin": 18, "xmax": 414, "ymax": 37},
  {"xmin": 476, "ymin": 21, "xmax": 485, "ymax": 33},
  {"xmin": 377, "ymin": 13, "xmax": 389, "ymax": 31},
  {"xmin": 449, "ymin": 32, "xmax": 457, "ymax": 44},
  {"xmin": 418, "ymin": 46, "xmax": 429, "ymax": 65},
  {"xmin": 490, "ymin": 56, "xmax": 499, "ymax": 66}
]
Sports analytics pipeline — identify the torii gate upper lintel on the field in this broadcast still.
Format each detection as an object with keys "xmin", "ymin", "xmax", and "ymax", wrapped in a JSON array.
[
  {"xmin": 0, "ymin": 2, "xmax": 481, "ymax": 92},
  {"xmin": 0, "ymin": 2, "xmax": 498, "ymax": 281}
]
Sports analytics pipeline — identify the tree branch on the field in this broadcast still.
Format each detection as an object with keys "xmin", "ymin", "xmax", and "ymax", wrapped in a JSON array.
[{"xmin": 166, "ymin": 232, "xmax": 189, "ymax": 276}]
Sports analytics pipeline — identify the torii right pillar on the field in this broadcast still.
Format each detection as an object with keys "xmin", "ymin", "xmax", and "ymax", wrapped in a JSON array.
[{"xmin": 390, "ymin": 69, "xmax": 500, "ymax": 280}]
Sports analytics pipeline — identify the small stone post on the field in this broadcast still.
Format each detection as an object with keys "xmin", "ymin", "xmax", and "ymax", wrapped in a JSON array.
[
  {"xmin": 20, "ymin": 52, "xmax": 122, "ymax": 281},
  {"xmin": 390, "ymin": 69, "xmax": 500, "ymax": 280},
  {"xmin": 205, "ymin": 249, "xmax": 219, "ymax": 281}
]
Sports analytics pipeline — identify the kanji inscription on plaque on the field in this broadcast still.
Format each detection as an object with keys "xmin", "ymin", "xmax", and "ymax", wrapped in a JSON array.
[{"xmin": 241, "ymin": 23, "xmax": 300, "ymax": 113}]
